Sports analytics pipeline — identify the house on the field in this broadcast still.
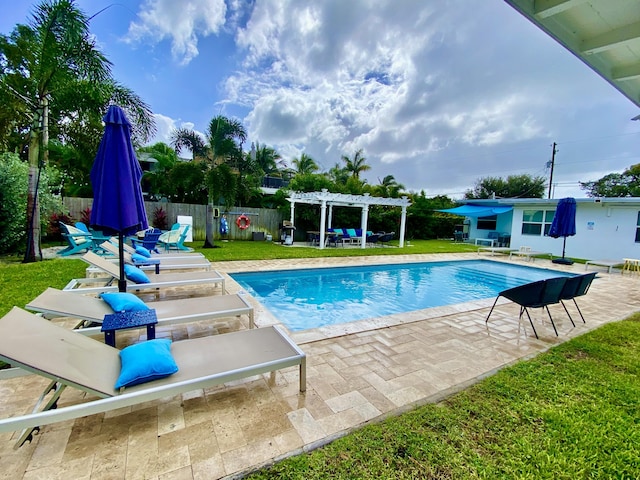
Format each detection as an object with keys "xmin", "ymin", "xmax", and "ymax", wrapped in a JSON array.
[{"xmin": 448, "ymin": 198, "xmax": 640, "ymax": 261}]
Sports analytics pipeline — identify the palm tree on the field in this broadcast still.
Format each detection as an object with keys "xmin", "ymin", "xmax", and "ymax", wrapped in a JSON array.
[
  {"xmin": 328, "ymin": 162, "xmax": 350, "ymax": 186},
  {"xmin": 376, "ymin": 175, "xmax": 405, "ymax": 198},
  {"xmin": 292, "ymin": 153, "xmax": 319, "ymax": 175},
  {"xmin": 341, "ymin": 149, "xmax": 370, "ymax": 179},
  {"xmin": 171, "ymin": 115, "xmax": 247, "ymax": 247},
  {"xmin": 0, "ymin": 0, "xmax": 155, "ymax": 262},
  {"xmin": 253, "ymin": 142, "xmax": 283, "ymax": 176}
]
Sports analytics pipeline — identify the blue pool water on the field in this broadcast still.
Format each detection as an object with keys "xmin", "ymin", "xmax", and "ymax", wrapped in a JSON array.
[{"xmin": 231, "ymin": 260, "xmax": 571, "ymax": 331}]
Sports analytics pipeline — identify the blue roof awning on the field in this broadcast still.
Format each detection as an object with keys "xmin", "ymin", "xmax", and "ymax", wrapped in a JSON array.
[{"xmin": 437, "ymin": 205, "xmax": 513, "ymax": 217}]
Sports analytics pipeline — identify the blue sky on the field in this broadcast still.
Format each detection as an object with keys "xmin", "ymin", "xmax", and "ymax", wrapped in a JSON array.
[{"xmin": 2, "ymin": 0, "xmax": 639, "ymax": 199}]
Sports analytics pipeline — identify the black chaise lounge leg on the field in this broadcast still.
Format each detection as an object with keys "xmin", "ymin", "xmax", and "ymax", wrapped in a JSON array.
[
  {"xmin": 544, "ymin": 306, "xmax": 559, "ymax": 336},
  {"xmin": 520, "ymin": 306, "xmax": 538, "ymax": 339},
  {"xmin": 485, "ymin": 296, "xmax": 501, "ymax": 323},
  {"xmin": 572, "ymin": 299, "xmax": 586, "ymax": 323},
  {"xmin": 560, "ymin": 300, "xmax": 577, "ymax": 327}
]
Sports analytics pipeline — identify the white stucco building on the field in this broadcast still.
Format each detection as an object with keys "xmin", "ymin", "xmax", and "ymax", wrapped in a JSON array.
[{"xmin": 452, "ymin": 198, "xmax": 640, "ymax": 261}]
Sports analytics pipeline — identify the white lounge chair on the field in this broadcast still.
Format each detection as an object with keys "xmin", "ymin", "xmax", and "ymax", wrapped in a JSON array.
[
  {"xmin": 584, "ymin": 259, "xmax": 624, "ymax": 274},
  {"xmin": 0, "ymin": 307, "xmax": 306, "ymax": 447},
  {"xmin": 26, "ymin": 287, "xmax": 254, "ymax": 332},
  {"xmin": 100, "ymin": 241, "xmax": 212, "ymax": 272},
  {"xmin": 63, "ymin": 251, "xmax": 226, "ymax": 294},
  {"xmin": 508, "ymin": 246, "xmax": 552, "ymax": 262},
  {"xmin": 120, "ymin": 238, "xmax": 206, "ymax": 260}
]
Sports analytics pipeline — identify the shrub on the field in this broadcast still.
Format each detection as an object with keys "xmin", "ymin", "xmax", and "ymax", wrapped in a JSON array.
[
  {"xmin": 47, "ymin": 212, "xmax": 74, "ymax": 241},
  {"xmin": 80, "ymin": 207, "xmax": 91, "ymax": 225},
  {"xmin": 0, "ymin": 153, "xmax": 63, "ymax": 253},
  {"xmin": 153, "ymin": 206, "xmax": 168, "ymax": 230}
]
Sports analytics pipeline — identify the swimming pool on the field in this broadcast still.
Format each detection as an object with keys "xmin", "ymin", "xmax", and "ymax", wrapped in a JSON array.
[{"xmin": 231, "ymin": 260, "xmax": 571, "ymax": 332}]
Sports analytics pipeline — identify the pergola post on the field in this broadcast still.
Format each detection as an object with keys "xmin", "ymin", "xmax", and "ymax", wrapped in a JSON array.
[
  {"xmin": 399, "ymin": 201, "xmax": 408, "ymax": 247},
  {"xmin": 319, "ymin": 200, "xmax": 327, "ymax": 250},
  {"xmin": 360, "ymin": 203, "xmax": 369, "ymax": 249}
]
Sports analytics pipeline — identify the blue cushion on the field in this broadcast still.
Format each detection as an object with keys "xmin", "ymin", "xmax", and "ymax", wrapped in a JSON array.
[
  {"xmin": 124, "ymin": 264, "xmax": 151, "ymax": 284},
  {"xmin": 131, "ymin": 253, "xmax": 149, "ymax": 263},
  {"xmin": 100, "ymin": 292, "xmax": 149, "ymax": 313},
  {"xmin": 135, "ymin": 246, "xmax": 151, "ymax": 258},
  {"xmin": 114, "ymin": 339, "xmax": 178, "ymax": 389}
]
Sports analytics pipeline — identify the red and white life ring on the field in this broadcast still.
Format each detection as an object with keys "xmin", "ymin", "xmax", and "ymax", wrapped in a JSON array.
[{"xmin": 236, "ymin": 214, "xmax": 250, "ymax": 230}]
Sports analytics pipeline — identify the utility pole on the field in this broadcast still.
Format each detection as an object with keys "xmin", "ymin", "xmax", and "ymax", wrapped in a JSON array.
[{"xmin": 547, "ymin": 142, "xmax": 557, "ymax": 199}]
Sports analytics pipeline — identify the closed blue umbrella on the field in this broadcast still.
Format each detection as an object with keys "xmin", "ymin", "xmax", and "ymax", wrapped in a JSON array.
[
  {"xmin": 549, "ymin": 197, "xmax": 576, "ymax": 265},
  {"xmin": 90, "ymin": 105, "xmax": 148, "ymax": 291}
]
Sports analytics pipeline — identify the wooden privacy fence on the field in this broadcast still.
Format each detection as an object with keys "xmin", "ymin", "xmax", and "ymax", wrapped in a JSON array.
[{"xmin": 62, "ymin": 198, "xmax": 284, "ymax": 242}]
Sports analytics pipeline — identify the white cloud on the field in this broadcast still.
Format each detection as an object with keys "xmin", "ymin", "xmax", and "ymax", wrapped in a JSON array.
[
  {"xmin": 126, "ymin": 0, "xmax": 227, "ymax": 65},
  {"xmin": 222, "ymin": 0, "xmax": 638, "ymax": 197},
  {"xmin": 147, "ymin": 114, "xmax": 205, "ymax": 160}
]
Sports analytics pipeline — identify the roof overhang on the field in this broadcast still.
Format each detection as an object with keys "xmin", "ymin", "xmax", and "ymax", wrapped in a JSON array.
[
  {"xmin": 437, "ymin": 205, "xmax": 513, "ymax": 217},
  {"xmin": 505, "ymin": 0, "xmax": 640, "ymax": 109},
  {"xmin": 459, "ymin": 197, "xmax": 640, "ymax": 207}
]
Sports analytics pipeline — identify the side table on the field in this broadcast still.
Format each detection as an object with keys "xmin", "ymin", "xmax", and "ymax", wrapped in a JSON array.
[
  {"xmin": 132, "ymin": 257, "xmax": 161, "ymax": 274},
  {"xmin": 101, "ymin": 309, "xmax": 158, "ymax": 347}
]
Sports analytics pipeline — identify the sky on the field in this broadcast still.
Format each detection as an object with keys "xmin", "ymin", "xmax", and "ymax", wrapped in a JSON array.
[{"xmin": 2, "ymin": 0, "xmax": 639, "ymax": 200}]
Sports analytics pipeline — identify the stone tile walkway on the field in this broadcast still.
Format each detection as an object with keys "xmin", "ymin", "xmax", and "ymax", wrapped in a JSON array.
[{"xmin": 1, "ymin": 253, "xmax": 638, "ymax": 479}]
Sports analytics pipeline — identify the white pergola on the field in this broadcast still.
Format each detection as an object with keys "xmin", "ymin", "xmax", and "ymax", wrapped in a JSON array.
[{"xmin": 287, "ymin": 189, "xmax": 412, "ymax": 249}]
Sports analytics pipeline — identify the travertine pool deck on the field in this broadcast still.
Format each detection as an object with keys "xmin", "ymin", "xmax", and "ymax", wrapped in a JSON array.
[{"xmin": 1, "ymin": 253, "xmax": 638, "ymax": 479}]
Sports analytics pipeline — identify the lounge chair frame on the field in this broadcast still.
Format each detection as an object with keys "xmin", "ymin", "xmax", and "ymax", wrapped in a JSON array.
[
  {"xmin": 0, "ymin": 307, "xmax": 306, "ymax": 447},
  {"xmin": 63, "ymin": 251, "xmax": 225, "ymax": 294},
  {"xmin": 26, "ymin": 287, "xmax": 255, "ymax": 332},
  {"xmin": 100, "ymin": 241, "xmax": 211, "ymax": 271}
]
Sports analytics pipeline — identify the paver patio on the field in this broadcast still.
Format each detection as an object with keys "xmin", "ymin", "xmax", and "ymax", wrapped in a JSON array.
[{"xmin": 1, "ymin": 253, "xmax": 637, "ymax": 479}]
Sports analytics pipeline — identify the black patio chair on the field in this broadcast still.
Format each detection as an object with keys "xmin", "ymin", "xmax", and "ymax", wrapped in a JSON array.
[
  {"xmin": 377, "ymin": 232, "xmax": 395, "ymax": 247},
  {"xmin": 486, "ymin": 277, "xmax": 569, "ymax": 338},
  {"xmin": 559, "ymin": 272, "xmax": 597, "ymax": 324},
  {"xmin": 366, "ymin": 233, "xmax": 379, "ymax": 247}
]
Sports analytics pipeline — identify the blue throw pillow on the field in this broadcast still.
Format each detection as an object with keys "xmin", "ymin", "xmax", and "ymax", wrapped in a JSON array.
[
  {"xmin": 100, "ymin": 292, "xmax": 149, "ymax": 312},
  {"xmin": 131, "ymin": 253, "xmax": 149, "ymax": 263},
  {"xmin": 135, "ymin": 246, "xmax": 151, "ymax": 258},
  {"xmin": 124, "ymin": 264, "xmax": 151, "ymax": 284},
  {"xmin": 115, "ymin": 339, "xmax": 178, "ymax": 389}
]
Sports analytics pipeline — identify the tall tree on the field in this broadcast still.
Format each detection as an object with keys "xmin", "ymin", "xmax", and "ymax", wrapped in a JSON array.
[
  {"xmin": 580, "ymin": 164, "xmax": 640, "ymax": 197},
  {"xmin": 464, "ymin": 174, "xmax": 546, "ymax": 199},
  {"xmin": 0, "ymin": 0, "xmax": 155, "ymax": 261},
  {"xmin": 171, "ymin": 115, "xmax": 247, "ymax": 247},
  {"xmin": 375, "ymin": 175, "xmax": 405, "ymax": 198},
  {"xmin": 138, "ymin": 142, "xmax": 179, "ymax": 201},
  {"xmin": 292, "ymin": 153, "xmax": 319, "ymax": 175},
  {"xmin": 328, "ymin": 162, "xmax": 349, "ymax": 186},
  {"xmin": 341, "ymin": 148, "xmax": 370, "ymax": 179},
  {"xmin": 252, "ymin": 142, "xmax": 283, "ymax": 176}
]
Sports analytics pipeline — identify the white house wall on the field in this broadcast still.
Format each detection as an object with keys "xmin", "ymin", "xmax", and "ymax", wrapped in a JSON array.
[
  {"xmin": 467, "ymin": 216, "xmax": 512, "ymax": 240},
  {"xmin": 508, "ymin": 203, "xmax": 640, "ymax": 260}
]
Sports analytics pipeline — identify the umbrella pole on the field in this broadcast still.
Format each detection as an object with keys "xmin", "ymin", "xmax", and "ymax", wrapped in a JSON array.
[
  {"xmin": 552, "ymin": 236, "xmax": 573, "ymax": 265},
  {"xmin": 118, "ymin": 233, "xmax": 127, "ymax": 292}
]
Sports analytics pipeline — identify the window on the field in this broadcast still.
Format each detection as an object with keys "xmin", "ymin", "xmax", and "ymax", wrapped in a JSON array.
[
  {"xmin": 635, "ymin": 212, "xmax": 640, "ymax": 243},
  {"xmin": 522, "ymin": 209, "xmax": 555, "ymax": 236},
  {"xmin": 477, "ymin": 215, "xmax": 497, "ymax": 230}
]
